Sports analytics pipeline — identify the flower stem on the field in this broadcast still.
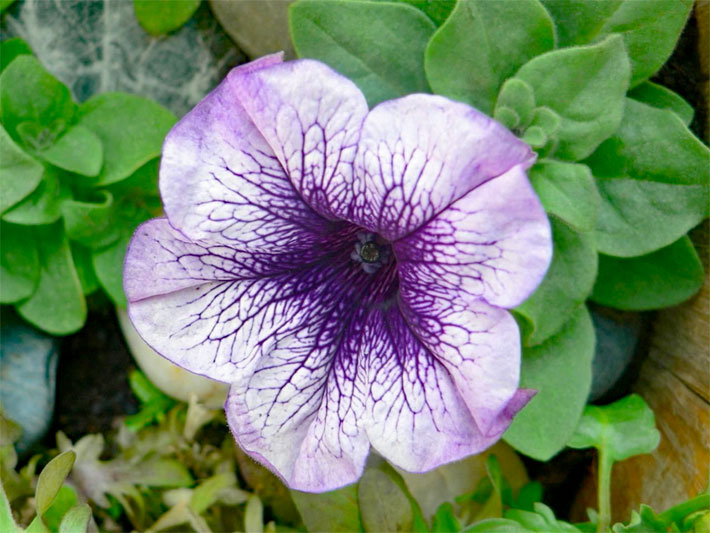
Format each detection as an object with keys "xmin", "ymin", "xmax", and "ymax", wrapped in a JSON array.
[{"xmin": 597, "ymin": 447, "xmax": 613, "ymax": 533}]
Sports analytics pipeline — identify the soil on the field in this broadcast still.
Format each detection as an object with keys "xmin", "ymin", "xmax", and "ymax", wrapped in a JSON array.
[{"xmin": 48, "ymin": 297, "xmax": 138, "ymax": 444}]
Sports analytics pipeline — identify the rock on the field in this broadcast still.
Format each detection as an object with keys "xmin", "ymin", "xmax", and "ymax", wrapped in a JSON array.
[
  {"xmin": 0, "ymin": 310, "xmax": 59, "ymax": 453},
  {"xmin": 209, "ymin": 0, "xmax": 295, "ymax": 60},
  {"xmin": 588, "ymin": 308, "xmax": 644, "ymax": 402},
  {"xmin": 1, "ymin": 0, "xmax": 244, "ymax": 116},
  {"xmin": 116, "ymin": 308, "xmax": 228, "ymax": 409}
]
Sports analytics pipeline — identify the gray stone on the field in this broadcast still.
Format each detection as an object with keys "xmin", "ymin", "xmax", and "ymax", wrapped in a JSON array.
[
  {"xmin": 2, "ymin": 0, "xmax": 245, "ymax": 116},
  {"xmin": 589, "ymin": 308, "xmax": 644, "ymax": 401},
  {"xmin": 0, "ymin": 312, "xmax": 59, "ymax": 453}
]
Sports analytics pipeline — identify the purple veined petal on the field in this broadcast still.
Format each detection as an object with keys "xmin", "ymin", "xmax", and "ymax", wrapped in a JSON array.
[
  {"xmin": 127, "ymin": 232, "xmax": 398, "ymax": 491},
  {"xmin": 229, "ymin": 59, "xmax": 370, "ymax": 222},
  {"xmin": 226, "ymin": 306, "xmax": 371, "ymax": 492},
  {"xmin": 362, "ymin": 306, "xmax": 531, "ymax": 472},
  {"xmin": 124, "ymin": 218, "xmax": 262, "ymax": 302},
  {"xmin": 395, "ymin": 164, "xmax": 552, "ymax": 309},
  {"xmin": 126, "ymin": 238, "xmax": 372, "ymax": 383},
  {"xmin": 397, "ymin": 287, "xmax": 525, "ymax": 435},
  {"xmin": 160, "ymin": 55, "xmax": 337, "ymax": 253},
  {"xmin": 124, "ymin": 218, "xmax": 359, "ymax": 302},
  {"xmin": 354, "ymin": 94, "xmax": 535, "ymax": 241}
]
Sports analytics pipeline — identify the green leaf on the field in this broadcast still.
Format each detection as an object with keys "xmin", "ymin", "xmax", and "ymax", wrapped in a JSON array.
[
  {"xmin": 495, "ymin": 78, "xmax": 535, "ymax": 129},
  {"xmin": 540, "ymin": 0, "xmax": 692, "ymax": 87},
  {"xmin": 0, "ymin": 38, "xmax": 33, "ymax": 74},
  {"xmin": 515, "ymin": 218, "xmax": 598, "ymax": 346},
  {"xmin": 379, "ymin": 0, "xmax": 454, "ymax": 26},
  {"xmin": 130, "ymin": 457, "xmax": 193, "ymax": 487},
  {"xmin": 92, "ymin": 234, "xmax": 130, "ymax": 307},
  {"xmin": 628, "ymin": 81, "xmax": 694, "ymax": 126},
  {"xmin": 587, "ymin": 99, "xmax": 708, "ymax": 187},
  {"xmin": 0, "ymin": 55, "xmax": 75, "ymax": 143},
  {"xmin": 70, "ymin": 242, "xmax": 100, "ymax": 296},
  {"xmin": 0, "ymin": 222, "xmax": 39, "ymax": 303},
  {"xmin": 567, "ymin": 394, "xmax": 660, "ymax": 461},
  {"xmin": 528, "ymin": 161, "xmax": 599, "ymax": 232},
  {"xmin": 190, "ymin": 472, "xmax": 248, "ymax": 514},
  {"xmin": 514, "ymin": 35, "xmax": 630, "ymax": 161},
  {"xmin": 91, "ymin": 161, "xmax": 161, "ymax": 306},
  {"xmin": 17, "ymin": 224, "xmax": 87, "ymax": 335},
  {"xmin": 133, "ymin": 0, "xmax": 201, "ymax": 36},
  {"xmin": 0, "ymin": 124, "xmax": 43, "ymax": 214},
  {"xmin": 591, "ymin": 236, "xmax": 704, "ymax": 311},
  {"xmin": 465, "ymin": 518, "xmax": 528, "ymax": 532},
  {"xmin": 35, "ymin": 451, "xmax": 76, "ymax": 516},
  {"xmin": 0, "ymin": 0, "xmax": 17, "ymax": 14},
  {"xmin": 57, "ymin": 504, "xmax": 92, "ymax": 533},
  {"xmin": 504, "ymin": 306, "xmax": 595, "ymax": 461},
  {"xmin": 42, "ymin": 485, "xmax": 78, "ymax": 532},
  {"xmin": 25, "ymin": 516, "xmax": 50, "ymax": 533},
  {"xmin": 289, "ymin": 0, "xmax": 436, "ymax": 107},
  {"xmin": 0, "ymin": 482, "xmax": 21, "ymax": 533},
  {"xmin": 124, "ymin": 369, "xmax": 175, "ymax": 430},
  {"xmin": 432, "ymin": 502, "xmax": 461, "ymax": 533},
  {"xmin": 424, "ymin": 0, "xmax": 554, "ymax": 115},
  {"xmin": 76, "ymin": 93, "xmax": 175, "ymax": 186},
  {"xmin": 504, "ymin": 503, "xmax": 581, "ymax": 532},
  {"xmin": 587, "ymin": 99, "xmax": 708, "ymax": 257},
  {"xmin": 244, "ymin": 494, "xmax": 264, "ymax": 533},
  {"xmin": 594, "ymin": 177, "xmax": 708, "ymax": 259},
  {"xmin": 61, "ymin": 190, "xmax": 120, "ymax": 249},
  {"xmin": 492, "ymin": 456, "xmax": 517, "ymax": 503},
  {"xmin": 291, "ymin": 484, "xmax": 363, "ymax": 533},
  {"xmin": 2, "ymin": 167, "xmax": 69, "ymax": 226},
  {"xmin": 359, "ymin": 468, "xmax": 413, "ymax": 532},
  {"xmin": 521, "ymin": 126, "xmax": 547, "ymax": 149},
  {"xmin": 39, "ymin": 125, "xmax": 103, "ymax": 177}
]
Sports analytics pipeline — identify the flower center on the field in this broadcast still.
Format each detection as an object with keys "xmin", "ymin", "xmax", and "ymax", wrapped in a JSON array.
[
  {"xmin": 359, "ymin": 242, "xmax": 380, "ymax": 263},
  {"xmin": 351, "ymin": 232, "xmax": 391, "ymax": 274}
]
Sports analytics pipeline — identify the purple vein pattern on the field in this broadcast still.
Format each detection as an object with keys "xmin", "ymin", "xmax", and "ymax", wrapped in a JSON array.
[{"xmin": 124, "ymin": 54, "xmax": 553, "ymax": 492}]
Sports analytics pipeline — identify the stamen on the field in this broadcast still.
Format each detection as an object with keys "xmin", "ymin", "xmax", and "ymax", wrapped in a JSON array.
[{"xmin": 360, "ymin": 242, "xmax": 380, "ymax": 263}]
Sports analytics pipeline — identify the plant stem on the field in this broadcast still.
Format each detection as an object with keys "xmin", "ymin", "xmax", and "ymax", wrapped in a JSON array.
[{"xmin": 597, "ymin": 448, "xmax": 613, "ymax": 533}]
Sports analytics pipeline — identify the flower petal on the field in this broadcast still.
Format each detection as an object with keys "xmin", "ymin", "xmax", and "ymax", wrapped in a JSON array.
[
  {"xmin": 354, "ymin": 94, "xmax": 535, "ymax": 240},
  {"xmin": 124, "ymin": 218, "xmax": 256, "ymax": 302},
  {"xmin": 397, "ymin": 285, "xmax": 525, "ymax": 435},
  {"xmin": 160, "ymin": 56, "xmax": 335, "ymax": 252},
  {"xmin": 127, "ymin": 239, "xmax": 396, "ymax": 491},
  {"xmin": 395, "ymin": 164, "xmax": 552, "ymax": 309},
  {"xmin": 229, "ymin": 59, "xmax": 369, "ymax": 222},
  {"xmin": 363, "ymin": 306, "xmax": 529, "ymax": 472},
  {"xmin": 226, "ymin": 307, "xmax": 371, "ymax": 492}
]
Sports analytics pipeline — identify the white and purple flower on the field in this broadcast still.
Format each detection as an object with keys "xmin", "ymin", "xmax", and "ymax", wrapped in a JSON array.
[{"xmin": 123, "ymin": 54, "xmax": 552, "ymax": 492}]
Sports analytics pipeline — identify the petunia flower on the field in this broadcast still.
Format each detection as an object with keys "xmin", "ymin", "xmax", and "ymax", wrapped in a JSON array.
[{"xmin": 123, "ymin": 54, "xmax": 553, "ymax": 493}]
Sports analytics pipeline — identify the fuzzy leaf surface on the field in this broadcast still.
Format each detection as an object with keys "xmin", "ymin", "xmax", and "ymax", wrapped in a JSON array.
[
  {"xmin": 76, "ymin": 93, "xmax": 175, "ymax": 186},
  {"xmin": 425, "ymin": 0, "xmax": 554, "ymax": 115},
  {"xmin": 0, "ymin": 123, "xmax": 43, "ymax": 213},
  {"xmin": 289, "ymin": 0, "xmax": 436, "ymax": 106},
  {"xmin": 515, "ymin": 35, "xmax": 630, "ymax": 161},
  {"xmin": 592, "ymin": 236, "xmax": 704, "ymax": 310},
  {"xmin": 540, "ymin": 0, "xmax": 692, "ymax": 86},
  {"xmin": 504, "ymin": 306, "xmax": 595, "ymax": 461},
  {"xmin": 587, "ymin": 99, "xmax": 709, "ymax": 257},
  {"xmin": 567, "ymin": 393, "xmax": 660, "ymax": 461}
]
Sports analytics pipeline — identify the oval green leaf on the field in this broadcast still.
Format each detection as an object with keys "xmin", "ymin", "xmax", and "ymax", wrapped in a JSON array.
[
  {"xmin": 425, "ymin": 0, "xmax": 554, "ymax": 115},
  {"xmin": 504, "ymin": 305, "xmax": 595, "ymax": 461},
  {"xmin": 591, "ymin": 236, "xmax": 704, "ymax": 310},
  {"xmin": 289, "ymin": 0, "xmax": 436, "ymax": 107}
]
